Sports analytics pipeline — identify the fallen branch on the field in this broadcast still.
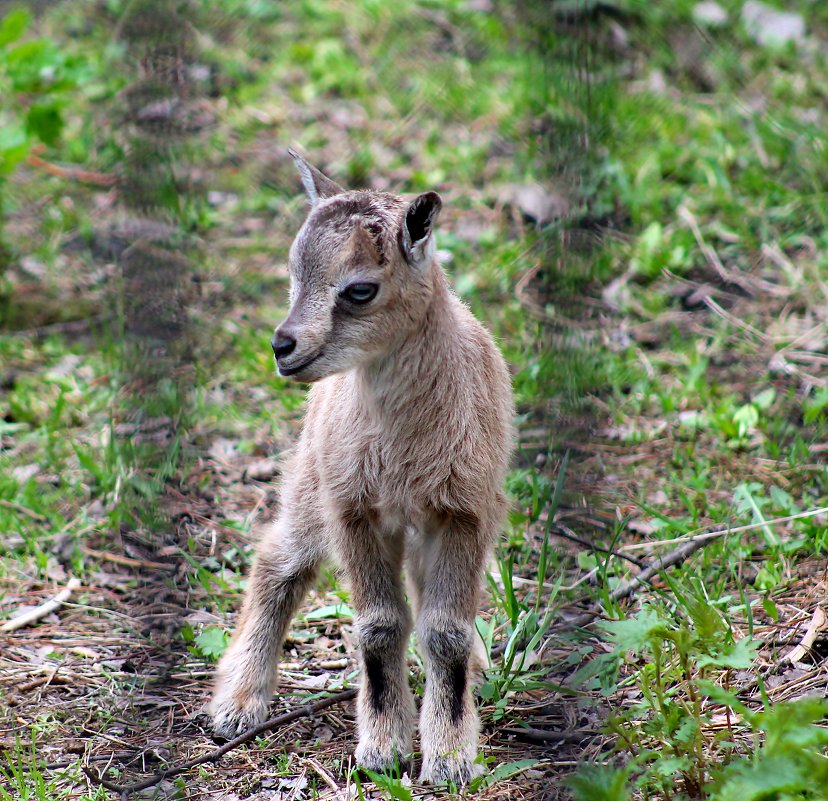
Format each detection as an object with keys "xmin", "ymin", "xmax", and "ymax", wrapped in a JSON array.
[
  {"xmin": 18, "ymin": 671, "xmax": 71, "ymax": 692},
  {"xmin": 82, "ymin": 688, "xmax": 357, "ymax": 799},
  {"xmin": 81, "ymin": 546, "xmax": 177, "ymax": 572},
  {"xmin": 607, "ymin": 538, "xmax": 709, "ymax": 602},
  {"xmin": 491, "ymin": 531, "xmax": 661, "ymax": 655},
  {"xmin": 1, "ymin": 577, "xmax": 81, "ymax": 632},
  {"xmin": 502, "ymin": 726, "xmax": 596, "ymax": 744},
  {"xmin": 568, "ymin": 537, "xmax": 711, "ymax": 629}
]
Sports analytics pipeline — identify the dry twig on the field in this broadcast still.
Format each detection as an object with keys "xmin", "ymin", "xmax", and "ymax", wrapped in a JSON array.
[
  {"xmin": 549, "ymin": 522, "xmax": 646, "ymax": 569},
  {"xmin": 786, "ymin": 606, "xmax": 827, "ymax": 664},
  {"xmin": 81, "ymin": 546, "xmax": 177, "ymax": 572},
  {"xmin": 568, "ymin": 538, "xmax": 711, "ymax": 629},
  {"xmin": 18, "ymin": 672, "xmax": 71, "ymax": 692},
  {"xmin": 1, "ymin": 577, "xmax": 81, "ymax": 632},
  {"xmin": 0, "ymin": 498, "xmax": 48, "ymax": 522},
  {"xmin": 304, "ymin": 756, "xmax": 341, "ymax": 792},
  {"xmin": 27, "ymin": 148, "xmax": 117, "ymax": 187},
  {"xmin": 502, "ymin": 726, "xmax": 596, "ymax": 744},
  {"xmin": 82, "ymin": 688, "xmax": 357, "ymax": 799}
]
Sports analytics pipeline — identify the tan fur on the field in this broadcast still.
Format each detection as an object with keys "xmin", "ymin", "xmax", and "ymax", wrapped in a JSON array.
[{"xmin": 210, "ymin": 152, "xmax": 514, "ymax": 785}]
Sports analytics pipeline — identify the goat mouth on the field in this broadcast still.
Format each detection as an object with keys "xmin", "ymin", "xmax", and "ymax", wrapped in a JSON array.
[{"xmin": 278, "ymin": 351, "xmax": 323, "ymax": 377}]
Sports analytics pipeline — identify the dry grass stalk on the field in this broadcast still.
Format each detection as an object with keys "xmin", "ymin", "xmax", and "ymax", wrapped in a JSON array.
[{"xmin": 619, "ymin": 506, "xmax": 828, "ymax": 552}]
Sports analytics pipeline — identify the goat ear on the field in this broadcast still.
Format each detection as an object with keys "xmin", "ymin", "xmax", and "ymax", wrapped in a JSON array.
[
  {"xmin": 401, "ymin": 191, "xmax": 442, "ymax": 266},
  {"xmin": 288, "ymin": 148, "xmax": 344, "ymax": 207}
]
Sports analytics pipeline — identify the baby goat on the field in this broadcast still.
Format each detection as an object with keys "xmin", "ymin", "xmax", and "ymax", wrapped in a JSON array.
[{"xmin": 210, "ymin": 151, "xmax": 514, "ymax": 785}]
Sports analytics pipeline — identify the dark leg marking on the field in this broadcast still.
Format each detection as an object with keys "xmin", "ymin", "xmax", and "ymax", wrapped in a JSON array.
[
  {"xmin": 360, "ymin": 622, "xmax": 402, "ymax": 715},
  {"xmin": 450, "ymin": 660, "xmax": 467, "ymax": 723},
  {"xmin": 364, "ymin": 652, "xmax": 386, "ymax": 713},
  {"xmin": 422, "ymin": 625, "xmax": 471, "ymax": 724}
]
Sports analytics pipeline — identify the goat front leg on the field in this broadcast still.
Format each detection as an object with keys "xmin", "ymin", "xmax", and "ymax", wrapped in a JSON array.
[
  {"xmin": 210, "ymin": 517, "xmax": 320, "ymax": 738},
  {"xmin": 418, "ymin": 513, "xmax": 490, "ymax": 785},
  {"xmin": 338, "ymin": 514, "xmax": 415, "ymax": 773}
]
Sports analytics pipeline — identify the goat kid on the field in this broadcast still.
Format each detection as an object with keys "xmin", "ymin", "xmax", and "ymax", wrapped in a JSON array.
[{"xmin": 210, "ymin": 151, "xmax": 514, "ymax": 785}]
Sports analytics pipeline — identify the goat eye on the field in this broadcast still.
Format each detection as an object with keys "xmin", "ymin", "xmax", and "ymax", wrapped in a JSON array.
[{"xmin": 340, "ymin": 283, "xmax": 378, "ymax": 304}]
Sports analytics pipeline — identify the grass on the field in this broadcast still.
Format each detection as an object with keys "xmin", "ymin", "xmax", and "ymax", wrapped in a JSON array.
[{"xmin": 1, "ymin": 0, "xmax": 828, "ymax": 799}]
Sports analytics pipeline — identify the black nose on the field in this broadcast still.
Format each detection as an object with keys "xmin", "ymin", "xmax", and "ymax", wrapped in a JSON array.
[{"xmin": 271, "ymin": 331, "xmax": 296, "ymax": 359}]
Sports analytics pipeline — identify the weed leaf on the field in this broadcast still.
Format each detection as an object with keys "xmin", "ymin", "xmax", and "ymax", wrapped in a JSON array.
[
  {"xmin": 566, "ymin": 763, "xmax": 631, "ymax": 801},
  {"xmin": 194, "ymin": 626, "xmax": 230, "ymax": 662},
  {"xmin": 600, "ymin": 607, "xmax": 668, "ymax": 654}
]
